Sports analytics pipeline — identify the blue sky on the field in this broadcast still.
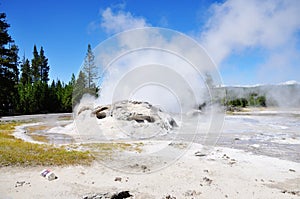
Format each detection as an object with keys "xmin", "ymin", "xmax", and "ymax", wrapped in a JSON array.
[{"xmin": 2, "ymin": 0, "xmax": 300, "ymax": 85}]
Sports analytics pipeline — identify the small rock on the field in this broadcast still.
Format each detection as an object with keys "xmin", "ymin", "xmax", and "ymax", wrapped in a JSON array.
[
  {"xmin": 290, "ymin": 191, "xmax": 297, "ymax": 195},
  {"xmin": 184, "ymin": 190, "xmax": 201, "ymax": 196},
  {"xmin": 222, "ymin": 154, "xmax": 230, "ymax": 159},
  {"xmin": 229, "ymin": 159, "xmax": 236, "ymax": 165},
  {"xmin": 15, "ymin": 181, "xmax": 25, "ymax": 187},
  {"xmin": 114, "ymin": 177, "xmax": 122, "ymax": 182},
  {"xmin": 281, "ymin": 190, "xmax": 300, "ymax": 196},
  {"xmin": 289, "ymin": 169, "xmax": 296, "ymax": 172},
  {"xmin": 203, "ymin": 177, "xmax": 213, "ymax": 185},
  {"xmin": 164, "ymin": 195, "xmax": 176, "ymax": 199},
  {"xmin": 141, "ymin": 165, "xmax": 149, "ymax": 172},
  {"xmin": 282, "ymin": 190, "xmax": 287, "ymax": 193},
  {"xmin": 195, "ymin": 151, "xmax": 206, "ymax": 157}
]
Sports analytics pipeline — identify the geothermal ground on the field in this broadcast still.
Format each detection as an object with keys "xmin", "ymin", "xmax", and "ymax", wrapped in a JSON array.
[{"xmin": 0, "ymin": 104, "xmax": 300, "ymax": 199}]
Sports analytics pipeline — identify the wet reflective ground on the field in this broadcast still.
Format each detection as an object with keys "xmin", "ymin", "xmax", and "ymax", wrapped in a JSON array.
[
  {"xmin": 177, "ymin": 110, "xmax": 300, "ymax": 163},
  {"xmin": 2, "ymin": 110, "xmax": 300, "ymax": 163},
  {"xmin": 217, "ymin": 113, "xmax": 300, "ymax": 163}
]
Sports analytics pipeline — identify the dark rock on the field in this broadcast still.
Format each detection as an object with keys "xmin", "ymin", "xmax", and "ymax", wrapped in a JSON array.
[
  {"xmin": 96, "ymin": 111, "xmax": 106, "ymax": 119},
  {"xmin": 114, "ymin": 177, "xmax": 122, "ymax": 182},
  {"xmin": 281, "ymin": 190, "xmax": 300, "ymax": 196},
  {"xmin": 198, "ymin": 102, "xmax": 206, "ymax": 110},
  {"xmin": 164, "ymin": 195, "xmax": 176, "ymax": 199},
  {"xmin": 15, "ymin": 181, "xmax": 25, "ymax": 187},
  {"xmin": 228, "ymin": 158, "xmax": 237, "ymax": 165},
  {"xmin": 195, "ymin": 151, "xmax": 206, "ymax": 157},
  {"xmin": 127, "ymin": 115, "xmax": 155, "ymax": 123},
  {"xmin": 222, "ymin": 154, "xmax": 230, "ymax": 159},
  {"xmin": 132, "ymin": 101, "xmax": 142, "ymax": 104},
  {"xmin": 111, "ymin": 191, "xmax": 132, "ymax": 199},
  {"xmin": 93, "ymin": 105, "xmax": 111, "ymax": 119},
  {"xmin": 203, "ymin": 177, "xmax": 213, "ymax": 185},
  {"xmin": 168, "ymin": 118, "xmax": 178, "ymax": 127},
  {"xmin": 82, "ymin": 191, "xmax": 132, "ymax": 199},
  {"xmin": 98, "ymin": 106, "xmax": 109, "ymax": 112},
  {"xmin": 141, "ymin": 165, "xmax": 149, "ymax": 172}
]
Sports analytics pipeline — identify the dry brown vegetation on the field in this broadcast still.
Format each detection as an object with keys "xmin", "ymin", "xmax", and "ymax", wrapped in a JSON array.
[{"xmin": 0, "ymin": 121, "xmax": 94, "ymax": 166}]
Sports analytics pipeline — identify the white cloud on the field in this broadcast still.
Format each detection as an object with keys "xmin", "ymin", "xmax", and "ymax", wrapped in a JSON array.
[
  {"xmin": 100, "ymin": 7, "xmax": 150, "ymax": 34},
  {"xmin": 200, "ymin": 0, "xmax": 300, "ymax": 72}
]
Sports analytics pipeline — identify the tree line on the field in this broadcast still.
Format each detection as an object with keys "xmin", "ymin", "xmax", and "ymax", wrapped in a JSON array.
[
  {"xmin": 223, "ymin": 93, "xmax": 266, "ymax": 108},
  {"xmin": 0, "ymin": 13, "xmax": 97, "ymax": 116}
]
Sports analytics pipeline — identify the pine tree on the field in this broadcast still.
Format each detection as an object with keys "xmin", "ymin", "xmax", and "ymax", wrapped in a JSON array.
[
  {"xmin": 0, "ymin": 13, "xmax": 19, "ymax": 115},
  {"xmin": 39, "ymin": 47, "xmax": 49, "ymax": 83},
  {"xmin": 8, "ymin": 44, "xmax": 19, "ymax": 83},
  {"xmin": 83, "ymin": 44, "xmax": 98, "ymax": 88},
  {"xmin": 62, "ymin": 74, "xmax": 75, "ymax": 112},
  {"xmin": 47, "ymin": 80, "xmax": 59, "ymax": 112},
  {"xmin": 73, "ymin": 71, "xmax": 87, "ymax": 106},
  {"xmin": 31, "ymin": 45, "xmax": 40, "ymax": 82},
  {"xmin": 17, "ymin": 83, "xmax": 32, "ymax": 114},
  {"xmin": 20, "ymin": 56, "xmax": 31, "ymax": 84},
  {"xmin": 30, "ymin": 45, "xmax": 50, "ymax": 83}
]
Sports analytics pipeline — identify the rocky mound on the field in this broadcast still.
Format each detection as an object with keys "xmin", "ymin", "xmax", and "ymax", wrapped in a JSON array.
[{"xmin": 77, "ymin": 100, "xmax": 178, "ymax": 139}]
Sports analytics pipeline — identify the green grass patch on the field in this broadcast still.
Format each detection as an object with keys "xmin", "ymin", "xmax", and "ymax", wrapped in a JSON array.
[
  {"xmin": 75, "ymin": 142, "xmax": 144, "ymax": 160},
  {"xmin": 0, "ymin": 121, "xmax": 22, "ymax": 132},
  {"xmin": 0, "ymin": 122, "xmax": 94, "ymax": 167}
]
